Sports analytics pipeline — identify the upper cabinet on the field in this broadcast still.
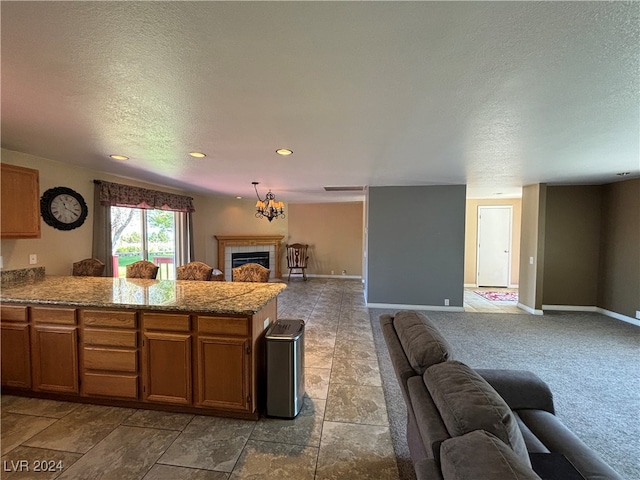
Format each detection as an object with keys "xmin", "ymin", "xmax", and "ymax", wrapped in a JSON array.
[{"xmin": 1, "ymin": 163, "xmax": 41, "ymax": 239}]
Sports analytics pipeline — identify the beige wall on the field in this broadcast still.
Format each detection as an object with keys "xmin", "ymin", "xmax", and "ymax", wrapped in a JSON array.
[
  {"xmin": 0, "ymin": 149, "xmax": 211, "ymax": 274},
  {"xmin": 197, "ymin": 195, "xmax": 289, "ymax": 272},
  {"xmin": 518, "ymin": 183, "xmax": 547, "ymax": 312},
  {"xmin": 0, "ymin": 148, "xmax": 361, "ymax": 279},
  {"xmin": 287, "ymin": 202, "xmax": 364, "ymax": 277},
  {"xmin": 464, "ymin": 198, "xmax": 521, "ymax": 286}
]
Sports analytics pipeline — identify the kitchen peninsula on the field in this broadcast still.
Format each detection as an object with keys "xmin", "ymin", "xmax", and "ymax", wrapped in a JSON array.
[{"xmin": 0, "ymin": 276, "xmax": 286, "ymax": 420}]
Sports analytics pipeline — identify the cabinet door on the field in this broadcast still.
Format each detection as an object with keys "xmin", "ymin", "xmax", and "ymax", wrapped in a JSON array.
[
  {"xmin": 1, "ymin": 323, "xmax": 31, "ymax": 388},
  {"xmin": 142, "ymin": 331, "xmax": 191, "ymax": 404},
  {"xmin": 196, "ymin": 336, "xmax": 250, "ymax": 411},
  {"xmin": 0, "ymin": 163, "xmax": 40, "ymax": 238},
  {"xmin": 31, "ymin": 325, "xmax": 79, "ymax": 393}
]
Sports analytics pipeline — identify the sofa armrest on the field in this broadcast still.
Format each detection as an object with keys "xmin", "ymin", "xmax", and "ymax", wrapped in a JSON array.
[
  {"xmin": 476, "ymin": 369, "xmax": 555, "ymax": 414},
  {"xmin": 519, "ymin": 409, "xmax": 624, "ymax": 480}
]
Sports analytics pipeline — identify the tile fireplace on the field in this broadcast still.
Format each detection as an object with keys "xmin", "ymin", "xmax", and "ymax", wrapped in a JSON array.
[{"xmin": 215, "ymin": 235, "xmax": 284, "ymax": 281}]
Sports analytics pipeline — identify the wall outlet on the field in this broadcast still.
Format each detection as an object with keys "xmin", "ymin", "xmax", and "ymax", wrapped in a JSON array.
[
  {"xmin": 341, "ymin": 270, "xmax": 346, "ymax": 275},
  {"xmin": 444, "ymin": 298, "xmax": 450, "ymax": 306},
  {"xmin": 29, "ymin": 254, "xmax": 37, "ymax": 265},
  {"xmin": 529, "ymin": 256, "xmax": 534, "ymax": 265},
  {"xmin": 331, "ymin": 270, "xmax": 335, "ymax": 275}
]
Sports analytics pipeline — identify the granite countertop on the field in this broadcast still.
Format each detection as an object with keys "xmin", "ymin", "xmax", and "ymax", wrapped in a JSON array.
[{"xmin": 0, "ymin": 275, "xmax": 287, "ymax": 315}]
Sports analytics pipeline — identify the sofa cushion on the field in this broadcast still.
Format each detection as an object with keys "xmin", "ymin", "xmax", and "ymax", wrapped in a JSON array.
[
  {"xmin": 424, "ymin": 361, "xmax": 531, "ymax": 466},
  {"xmin": 393, "ymin": 310, "xmax": 453, "ymax": 374},
  {"xmin": 440, "ymin": 430, "xmax": 541, "ymax": 480}
]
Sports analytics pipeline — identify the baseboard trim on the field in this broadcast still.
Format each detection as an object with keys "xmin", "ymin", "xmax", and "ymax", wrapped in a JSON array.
[
  {"xmin": 517, "ymin": 303, "xmax": 544, "ymax": 315},
  {"xmin": 542, "ymin": 304, "xmax": 640, "ymax": 327},
  {"xmin": 597, "ymin": 308, "xmax": 640, "ymax": 327},
  {"xmin": 304, "ymin": 274, "xmax": 362, "ymax": 280},
  {"xmin": 366, "ymin": 302, "xmax": 465, "ymax": 312},
  {"xmin": 542, "ymin": 304, "xmax": 598, "ymax": 312}
]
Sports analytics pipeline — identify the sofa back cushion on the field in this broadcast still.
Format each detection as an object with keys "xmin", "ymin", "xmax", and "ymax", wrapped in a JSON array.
[
  {"xmin": 393, "ymin": 310, "xmax": 453, "ymax": 374},
  {"xmin": 440, "ymin": 430, "xmax": 541, "ymax": 480},
  {"xmin": 424, "ymin": 361, "xmax": 531, "ymax": 466}
]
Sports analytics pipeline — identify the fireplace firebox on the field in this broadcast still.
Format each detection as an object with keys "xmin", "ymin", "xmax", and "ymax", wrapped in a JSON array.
[{"xmin": 232, "ymin": 252, "xmax": 269, "ymax": 269}]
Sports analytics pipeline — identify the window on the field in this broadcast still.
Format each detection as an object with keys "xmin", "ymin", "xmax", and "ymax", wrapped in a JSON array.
[
  {"xmin": 111, "ymin": 206, "xmax": 188, "ymax": 279},
  {"xmin": 92, "ymin": 180, "xmax": 195, "ymax": 277}
]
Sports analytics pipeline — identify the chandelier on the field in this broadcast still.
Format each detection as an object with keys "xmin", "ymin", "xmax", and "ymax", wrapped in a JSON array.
[{"xmin": 252, "ymin": 182, "xmax": 285, "ymax": 222}]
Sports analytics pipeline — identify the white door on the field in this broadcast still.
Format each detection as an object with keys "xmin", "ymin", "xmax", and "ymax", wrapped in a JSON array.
[{"xmin": 477, "ymin": 206, "xmax": 512, "ymax": 287}]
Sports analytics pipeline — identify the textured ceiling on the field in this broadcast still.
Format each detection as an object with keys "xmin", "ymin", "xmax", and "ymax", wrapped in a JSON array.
[{"xmin": 1, "ymin": 1, "xmax": 639, "ymax": 202}]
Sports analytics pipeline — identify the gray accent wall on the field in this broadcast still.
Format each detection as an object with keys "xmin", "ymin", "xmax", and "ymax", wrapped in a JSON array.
[{"xmin": 366, "ymin": 185, "xmax": 466, "ymax": 307}]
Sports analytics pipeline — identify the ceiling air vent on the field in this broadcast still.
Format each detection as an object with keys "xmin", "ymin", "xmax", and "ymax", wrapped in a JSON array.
[{"xmin": 323, "ymin": 186, "xmax": 365, "ymax": 192}]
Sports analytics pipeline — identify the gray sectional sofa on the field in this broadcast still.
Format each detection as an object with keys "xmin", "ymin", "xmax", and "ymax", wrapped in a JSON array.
[{"xmin": 380, "ymin": 310, "xmax": 623, "ymax": 480}]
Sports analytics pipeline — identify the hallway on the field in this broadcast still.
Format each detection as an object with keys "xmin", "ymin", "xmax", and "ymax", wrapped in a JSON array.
[{"xmin": 463, "ymin": 287, "xmax": 525, "ymax": 314}]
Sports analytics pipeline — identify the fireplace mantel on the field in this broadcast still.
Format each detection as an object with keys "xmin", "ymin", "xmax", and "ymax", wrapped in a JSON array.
[{"xmin": 215, "ymin": 235, "xmax": 285, "ymax": 279}]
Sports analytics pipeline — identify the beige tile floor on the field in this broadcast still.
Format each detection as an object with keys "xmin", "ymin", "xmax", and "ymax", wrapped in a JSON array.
[
  {"xmin": 463, "ymin": 287, "xmax": 525, "ymax": 314},
  {"xmin": 1, "ymin": 279, "xmax": 399, "ymax": 480}
]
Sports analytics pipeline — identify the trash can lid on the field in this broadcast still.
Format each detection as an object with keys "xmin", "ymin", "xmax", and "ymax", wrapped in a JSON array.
[{"xmin": 266, "ymin": 319, "xmax": 304, "ymax": 340}]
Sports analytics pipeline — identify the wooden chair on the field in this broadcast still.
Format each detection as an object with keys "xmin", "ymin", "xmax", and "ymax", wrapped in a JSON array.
[
  {"xmin": 72, "ymin": 258, "xmax": 105, "ymax": 277},
  {"xmin": 286, "ymin": 243, "xmax": 309, "ymax": 281},
  {"xmin": 126, "ymin": 260, "xmax": 159, "ymax": 279},
  {"xmin": 176, "ymin": 261, "xmax": 214, "ymax": 281},
  {"xmin": 231, "ymin": 263, "xmax": 270, "ymax": 282}
]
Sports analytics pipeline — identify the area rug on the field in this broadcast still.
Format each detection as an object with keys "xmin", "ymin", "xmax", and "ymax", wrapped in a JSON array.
[{"xmin": 474, "ymin": 290, "xmax": 518, "ymax": 302}]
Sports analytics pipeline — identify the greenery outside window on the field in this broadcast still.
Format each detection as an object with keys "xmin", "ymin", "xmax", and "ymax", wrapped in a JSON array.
[{"xmin": 92, "ymin": 180, "xmax": 195, "ymax": 277}]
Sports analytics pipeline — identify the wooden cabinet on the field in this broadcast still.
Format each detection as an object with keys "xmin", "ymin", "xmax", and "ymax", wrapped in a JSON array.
[
  {"xmin": 30, "ymin": 307, "xmax": 78, "ymax": 394},
  {"xmin": 0, "ymin": 297, "xmax": 278, "ymax": 420},
  {"xmin": 1, "ymin": 163, "xmax": 41, "ymax": 239},
  {"xmin": 195, "ymin": 315, "xmax": 251, "ymax": 412},
  {"xmin": 1, "ymin": 305, "xmax": 31, "ymax": 389},
  {"xmin": 80, "ymin": 309, "xmax": 139, "ymax": 399},
  {"xmin": 142, "ymin": 313, "xmax": 192, "ymax": 405}
]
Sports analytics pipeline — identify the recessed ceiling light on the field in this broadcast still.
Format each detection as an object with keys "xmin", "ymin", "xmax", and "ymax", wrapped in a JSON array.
[
  {"xmin": 189, "ymin": 152, "xmax": 206, "ymax": 158},
  {"xmin": 109, "ymin": 154, "xmax": 129, "ymax": 161},
  {"xmin": 236, "ymin": 196, "xmax": 242, "ymax": 199},
  {"xmin": 276, "ymin": 148, "xmax": 293, "ymax": 156}
]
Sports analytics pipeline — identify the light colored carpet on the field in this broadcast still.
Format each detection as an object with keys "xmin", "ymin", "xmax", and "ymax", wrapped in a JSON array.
[{"xmin": 370, "ymin": 308, "xmax": 640, "ymax": 480}]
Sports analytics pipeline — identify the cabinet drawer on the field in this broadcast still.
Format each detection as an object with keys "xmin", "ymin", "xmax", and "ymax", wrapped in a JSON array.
[
  {"xmin": 32, "ymin": 307, "xmax": 76, "ymax": 325},
  {"xmin": 0, "ymin": 305, "xmax": 28, "ymax": 322},
  {"xmin": 83, "ymin": 329, "xmax": 137, "ymax": 348},
  {"xmin": 198, "ymin": 316, "xmax": 249, "ymax": 336},
  {"xmin": 143, "ymin": 313, "xmax": 190, "ymax": 332},
  {"xmin": 82, "ymin": 372, "xmax": 138, "ymax": 399},
  {"xmin": 83, "ymin": 347, "xmax": 137, "ymax": 372},
  {"xmin": 82, "ymin": 310, "xmax": 136, "ymax": 328}
]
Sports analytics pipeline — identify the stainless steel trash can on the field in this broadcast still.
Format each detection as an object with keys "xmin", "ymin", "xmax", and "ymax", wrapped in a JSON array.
[{"xmin": 265, "ymin": 319, "xmax": 305, "ymax": 418}]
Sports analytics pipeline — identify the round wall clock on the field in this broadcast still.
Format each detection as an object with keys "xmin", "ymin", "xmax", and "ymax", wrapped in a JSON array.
[{"xmin": 40, "ymin": 187, "xmax": 88, "ymax": 231}]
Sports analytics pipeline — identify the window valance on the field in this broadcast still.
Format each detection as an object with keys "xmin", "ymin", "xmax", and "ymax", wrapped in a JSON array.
[{"xmin": 94, "ymin": 180, "xmax": 195, "ymax": 213}]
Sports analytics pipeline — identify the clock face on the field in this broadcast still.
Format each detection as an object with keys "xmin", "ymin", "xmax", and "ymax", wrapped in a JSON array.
[
  {"xmin": 41, "ymin": 187, "xmax": 88, "ymax": 230},
  {"xmin": 51, "ymin": 194, "xmax": 83, "ymax": 224}
]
